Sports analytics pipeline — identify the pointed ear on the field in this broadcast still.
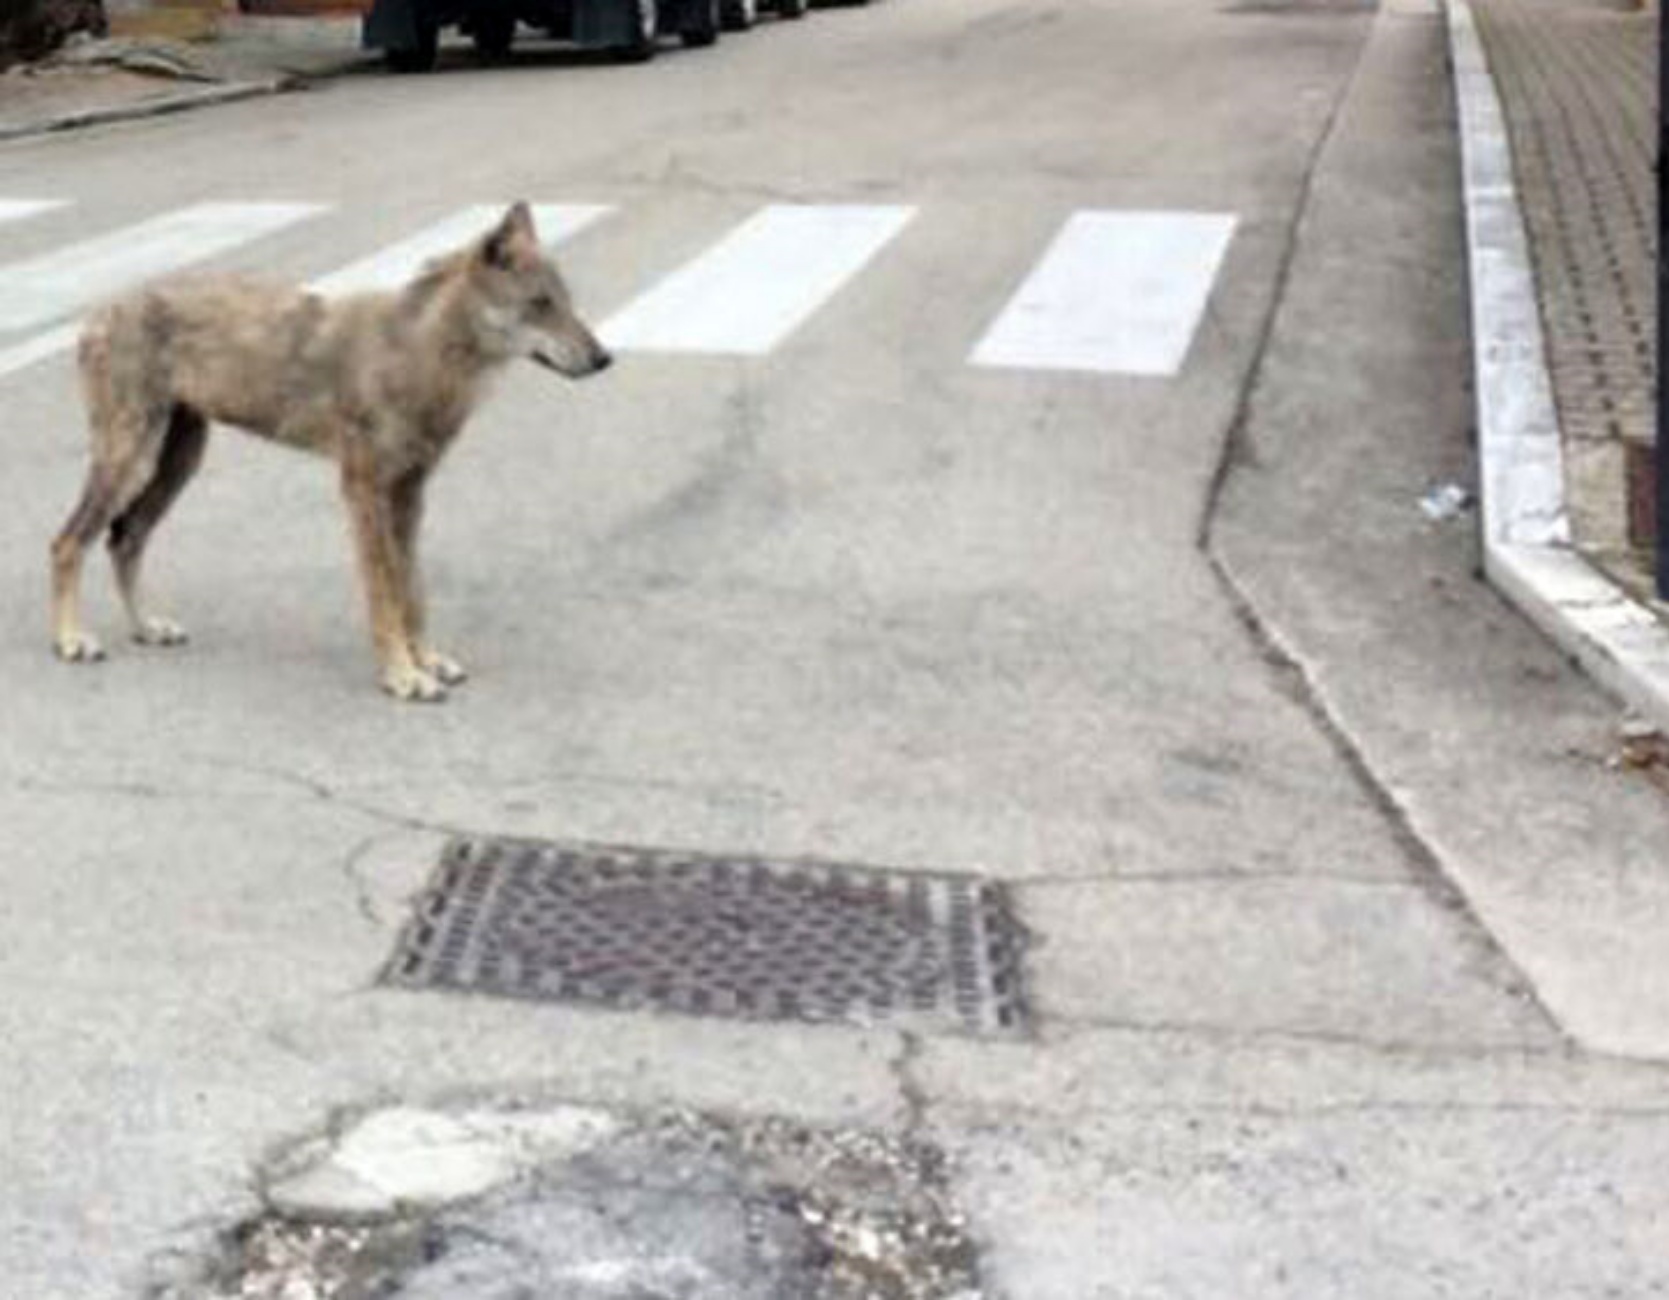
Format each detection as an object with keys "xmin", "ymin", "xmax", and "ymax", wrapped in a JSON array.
[
  {"xmin": 505, "ymin": 200, "xmax": 535, "ymax": 235},
  {"xmin": 480, "ymin": 202, "xmax": 537, "ymax": 270}
]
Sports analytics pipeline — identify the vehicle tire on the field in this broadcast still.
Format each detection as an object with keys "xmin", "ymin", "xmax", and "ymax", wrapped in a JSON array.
[
  {"xmin": 385, "ymin": 7, "xmax": 439, "ymax": 70},
  {"xmin": 616, "ymin": 0, "xmax": 659, "ymax": 60},
  {"xmin": 776, "ymin": 0, "xmax": 806, "ymax": 18},
  {"xmin": 681, "ymin": 0, "xmax": 720, "ymax": 46},
  {"xmin": 471, "ymin": 4, "xmax": 515, "ymax": 59},
  {"xmin": 721, "ymin": 0, "xmax": 755, "ymax": 31}
]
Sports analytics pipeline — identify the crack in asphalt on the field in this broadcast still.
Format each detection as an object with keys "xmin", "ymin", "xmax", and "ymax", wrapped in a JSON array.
[
  {"xmin": 14, "ymin": 763, "xmax": 448, "ymax": 839},
  {"xmin": 13, "ymin": 774, "xmax": 172, "ymax": 800},
  {"xmin": 605, "ymin": 160, "xmax": 814, "ymax": 205},
  {"xmin": 339, "ymin": 830, "xmax": 395, "ymax": 929},
  {"xmin": 1013, "ymin": 868, "xmax": 1419, "ymax": 889},
  {"xmin": 891, "ymin": 1032, "xmax": 931, "ymax": 1138},
  {"xmin": 165, "ymin": 753, "xmax": 470, "ymax": 839},
  {"xmin": 1046, "ymin": 1009, "xmax": 1565, "ymax": 1060},
  {"xmin": 935, "ymin": 1095, "xmax": 1669, "ymax": 1121}
]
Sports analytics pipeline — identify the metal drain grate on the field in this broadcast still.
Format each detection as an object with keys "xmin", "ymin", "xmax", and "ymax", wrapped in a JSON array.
[{"xmin": 383, "ymin": 836, "xmax": 1029, "ymax": 1037}]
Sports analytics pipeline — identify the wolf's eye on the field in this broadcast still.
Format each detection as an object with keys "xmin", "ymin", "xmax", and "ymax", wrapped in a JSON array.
[{"xmin": 530, "ymin": 292, "xmax": 556, "ymax": 311}]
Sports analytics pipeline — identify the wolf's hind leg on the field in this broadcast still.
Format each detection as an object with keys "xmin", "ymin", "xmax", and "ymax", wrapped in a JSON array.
[
  {"xmin": 109, "ymin": 404, "xmax": 208, "ymax": 647},
  {"xmin": 51, "ymin": 467, "xmax": 121, "ymax": 661},
  {"xmin": 55, "ymin": 313, "xmax": 170, "ymax": 661}
]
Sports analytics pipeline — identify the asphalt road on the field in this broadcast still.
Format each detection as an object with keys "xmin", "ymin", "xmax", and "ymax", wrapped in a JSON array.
[{"xmin": 3, "ymin": 0, "xmax": 1669, "ymax": 1296}]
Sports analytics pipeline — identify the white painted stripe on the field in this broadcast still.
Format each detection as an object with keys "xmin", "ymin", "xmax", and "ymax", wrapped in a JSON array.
[
  {"xmin": 0, "ymin": 322, "xmax": 80, "ymax": 381},
  {"xmin": 0, "ymin": 202, "xmax": 325, "ymax": 380},
  {"xmin": 601, "ymin": 204, "xmax": 916, "ymax": 355},
  {"xmin": 970, "ymin": 211, "xmax": 1237, "ymax": 377},
  {"xmin": 0, "ymin": 201, "xmax": 325, "ymax": 334},
  {"xmin": 309, "ymin": 203, "xmax": 612, "ymax": 296},
  {"xmin": 0, "ymin": 199, "xmax": 67, "ymax": 228}
]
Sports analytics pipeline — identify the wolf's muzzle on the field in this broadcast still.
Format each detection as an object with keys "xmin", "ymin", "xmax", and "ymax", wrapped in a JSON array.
[{"xmin": 532, "ymin": 346, "xmax": 612, "ymax": 378}]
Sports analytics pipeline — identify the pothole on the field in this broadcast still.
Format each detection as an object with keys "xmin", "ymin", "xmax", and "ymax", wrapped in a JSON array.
[{"xmin": 145, "ymin": 1104, "xmax": 990, "ymax": 1300}]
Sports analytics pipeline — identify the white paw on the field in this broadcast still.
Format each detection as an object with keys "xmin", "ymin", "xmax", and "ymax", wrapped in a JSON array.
[
  {"xmin": 383, "ymin": 664, "xmax": 448, "ymax": 703},
  {"xmin": 132, "ymin": 616, "xmax": 189, "ymax": 647},
  {"xmin": 54, "ymin": 632, "xmax": 106, "ymax": 663},
  {"xmin": 419, "ymin": 649, "xmax": 468, "ymax": 686}
]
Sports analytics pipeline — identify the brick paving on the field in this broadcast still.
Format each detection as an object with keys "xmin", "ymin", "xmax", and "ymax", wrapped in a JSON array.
[{"xmin": 1470, "ymin": 0, "xmax": 1658, "ymax": 592}]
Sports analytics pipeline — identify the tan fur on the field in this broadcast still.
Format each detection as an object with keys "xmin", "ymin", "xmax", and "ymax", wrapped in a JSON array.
[{"xmin": 50, "ymin": 202, "xmax": 611, "ymax": 701}]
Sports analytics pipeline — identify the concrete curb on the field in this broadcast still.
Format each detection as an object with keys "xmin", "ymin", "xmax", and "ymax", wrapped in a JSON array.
[
  {"xmin": 0, "ymin": 77, "xmax": 287, "ymax": 144},
  {"xmin": 1446, "ymin": 0, "xmax": 1669, "ymax": 733}
]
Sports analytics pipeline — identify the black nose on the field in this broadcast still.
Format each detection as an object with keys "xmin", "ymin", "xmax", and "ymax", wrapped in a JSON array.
[{"xmin": 593, "ymin": 349, "xmax": 614, "ymax": 373}]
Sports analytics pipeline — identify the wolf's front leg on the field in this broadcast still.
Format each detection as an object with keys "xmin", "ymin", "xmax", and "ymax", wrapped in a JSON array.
[
  {"xmin": 390, "ymin": 468, "xmax": 468, "ymax": 688},
  {"xmin": 342, "ymin": 455, "xmax": 446, "ymax": 703}
]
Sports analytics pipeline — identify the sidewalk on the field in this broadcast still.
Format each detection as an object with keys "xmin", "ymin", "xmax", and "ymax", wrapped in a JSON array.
[
  {"xmin": 0, "ymin": 15, "xmax": 368, "ymax": 141},
  {"xmin": 1474, "ymin": 0, "xmax": 1656, "ymax": 580},
  {"xmin": 1453, "ymin": 0, "xmax": 1669, "ymax": 729}
]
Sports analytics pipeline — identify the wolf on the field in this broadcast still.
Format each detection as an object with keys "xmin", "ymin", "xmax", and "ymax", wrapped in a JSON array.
[{"xmin": 49, "ymin": 202, "xmax": 611, "ymax": 702}]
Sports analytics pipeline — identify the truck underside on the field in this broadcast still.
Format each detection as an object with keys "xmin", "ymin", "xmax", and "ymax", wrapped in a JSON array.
[{"xmin": 363, "ymin": 0, "xmax": 702, "ymax": 64}]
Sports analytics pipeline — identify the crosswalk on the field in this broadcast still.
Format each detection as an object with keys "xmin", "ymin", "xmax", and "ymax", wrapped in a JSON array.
[
  {"xmin": 599, "ymin": 204, "xmax": 916, "ymax": 356},
  {"xmin": 0, "ymin": 202, "xmax": 329, "ymax": 380},
  {"xmin": 307, "ymin": 204, "xmax": 613, "ymax": 296},
  {"xmin": 0, "ymin": 203, "xmax": 327, "ymax": 334},
  {"xmin": 969, "ymin": 211, "xmax": 1238, "ymax": 377},
  {"xmin": 0, "ymin": 197, "xmax": 1239, "ymax": 382},
  {"xmin": 0, "ymin": 199, "xmax": 69, "ymax": 229}
]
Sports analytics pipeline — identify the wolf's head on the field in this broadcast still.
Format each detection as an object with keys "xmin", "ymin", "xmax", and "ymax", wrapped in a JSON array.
[{"xmin": 471, "ymin": 202, "xmax": 613, "ymax": 379}]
